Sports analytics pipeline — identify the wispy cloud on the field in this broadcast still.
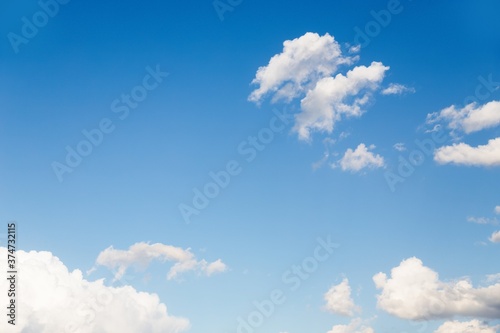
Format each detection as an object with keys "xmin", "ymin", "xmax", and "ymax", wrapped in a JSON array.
[
  {"xmin": 95, "ymin": 242, "xmax": 227, "ymax": 281},
  {"xmin": 381, "ymin": 83, "xmax": 415, "ymax": 95}
]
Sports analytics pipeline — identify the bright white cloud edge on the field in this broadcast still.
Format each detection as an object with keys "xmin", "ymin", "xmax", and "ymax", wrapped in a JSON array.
[{"xmin": 0, "ymin": 247, "xmax": 189, "ymax": 333}]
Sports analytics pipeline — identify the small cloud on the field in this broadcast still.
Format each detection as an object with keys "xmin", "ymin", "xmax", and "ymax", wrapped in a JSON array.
[
  {"xmin": 327, "ymin": 318, "xmax": 374, "ymax": 333},
  {"xmin": 495, "ymin": 206, "xmax": 500, "ymax": 215},
  {"xmin": 467, "ymin": 216, "xmax": 498, "ymax": 225},
  {"xmin": 338, "ymin": 144, "xmax": 385, "ymax": 172},
  {"xmin": 393, "ymin": 142, "xmax": 406, "ymax": 152},
  {"xmin": 434, "ymin": 137, "xmax": 500, "ymax": 167},
  {"xmin": 349, "ymin": 44, "xmax": 361, "ymax": 54},
  {"xmin": 381, "ymin": 83, "xmax": 415, "ymax": 95},
  {"xmin": 324, "ymin": 278, "xmax": 359, "ymax": 317},
  {"xmin": 312, "ymin": 137, "xmax": 337, "ymax": 170},
  {"xmin": 94, "ymin": 242, "xmax": 227, "ymax": 281},
  {"xmin": 486, "ymin": 273, "xmax": 500, "ymax": 284},
  {"xmin": 489, "ymin": 231, "xmax": 500, "ymax": 243},
  {"xmin": 426, "ymin": 101, "xmax": 500, "ymax": 135}
]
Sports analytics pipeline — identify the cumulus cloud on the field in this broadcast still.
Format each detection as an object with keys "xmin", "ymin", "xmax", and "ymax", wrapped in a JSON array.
[
  {"xmin": 495, "ymin": 206, "xmax": 500, "ymax": 215},
  {"xmin": 381, "ymin": 83, "xmax": 415, "ymax": 95},
  {"xmin": 324, "ymin": 278, "xmax": 359, "ymax": 316},
  {"xmin": 95, "ymin": 242, "xmax": 227, "ymax": 281},
  {"xmin": 426, "ymin": 101, "xmax": 500, "ymax": 135},
  {"xmin": 434, "ymin": 320, "xmax": 499, "ymax": 333},
  {"xmin": 0, "ymin": 247, "xmax": 189, "ymax": 333},
  {"xmin": 434, "ymin": 138, "xmax": 500, "ymax": 167},
  {"xmin": 327, "ymin": 318, "xmax": 374, "ymax": 333},
  {"xmin": 248, "ymin": 32, "xmax": 354, "ymax": 104},
  {"xmin": 296, "ymin": 62, "xmax": 388, "ymax": 140},
  {"xmin": 490, "ymin": 231, "xmax": 500, "ymax": 243},
  {"xmin": 249, "ymin": 32, "xmax": 391, "ymax": 141},
  {"xmin": 373, "ymin": 257, "xmax": 500, "ymax": 320},
  {"xmin": 339, "ymin": 144, "xmax": 385, "ymax": 172}
]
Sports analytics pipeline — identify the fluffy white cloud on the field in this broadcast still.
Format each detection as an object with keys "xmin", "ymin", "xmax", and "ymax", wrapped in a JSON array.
[
  {"xmin": 248, "ymin": 32, "xmax": 354, "ymax": 104},
  {"xmin": 490, "ymin": 231, "xmax": 500, "ymax": 243},
  {"xmin": 427, "ymin": 101, "xmax": 500, "ymax": 134},
  {"xmin": 434, "ymin": 320, "xmax": 499, "ymax": 333},
  {"xmin": 296, "ymin": 62, "xmax": 388, "ymax": 140},
  {"xmin": 495, "ymin": 206, "xmax": 500, "ymax": 215},
  {"xmin": 327, "ymin": 319, "xmax": 374, "ymax": 333},
  {"xmin": 339, "ymin": 144, "xmax": 385, "ymax": 172},
  {"xmin": 324, "ymin": 278, "xmax": 359, "ymax": 316},
  {"xmin": 373, "ymin": 257, "xmax": 500, "ymax": 320},
  {"xmin": 434, "ymin": 138, "xmax": 500, "ymax": 167},
  {"xmin": 381, "ymin": 83, "xmax": 415, "ymax": 95},
  {"xmin": 0, "ymin": 247, "xmax": 189, "ymax": 333},
  {"xmin": 95, "ymin": 242, "xmax": 227, "ymax": 281},
  {"xmin": 249, "ymin": 32, "xmax": 391, "ymax": 141}
]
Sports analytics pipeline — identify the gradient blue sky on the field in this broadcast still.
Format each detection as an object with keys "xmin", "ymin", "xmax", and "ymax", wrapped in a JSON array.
[{"xmin": 1, "ymin": 1, "xmax": 500, "ymax": 333}]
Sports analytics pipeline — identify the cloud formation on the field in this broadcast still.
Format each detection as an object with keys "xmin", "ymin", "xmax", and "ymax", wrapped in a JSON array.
[
  {"xmin": 427, "ymin": 101, "xmax": 500, "ymax": 135},
  {"xmin": 434, "ymin": 320, "xmax": 499, "ymax": 333},
  {"xmin": 467, "ymin": 216, "xmax": 498, "ymax": 225},
  {"xmin": 393, "ymin": 142, "xmax": 406, "ymax": 151},
  {"xmin": 95, "ymin": 242, "xmax": 227, "ymax": 281},
  {"xmin": 381, "ymin": 83, "xmax": 415, "ymax": 95},
  {"xmin": 327, "ymin": 318, "xmax": 374, "ymax": 333},
  {"xmin": 248, "ymin": 32, "xmax": 354, "ymax": 104},
  {"xmin": 0, "ymin": 247, "xmax": 189, "ymax": 333},
  {"xmin": 324, "ymin": 278, "xmax": 359, "ymax": 316},
  {"xmin": 490, "ymin": 231, "xmax": 500, "ymax": 243},
  {"xmin": 339, "ymin": 144, "xmax": 385, "ymax": 172},
  {"xmin": 434, "ymin": 138, "xmax": 500, "ymax": 167},
  {"xmin": 373, "ymin": 257, "xmax": 500, "ymax": 320},
  {"xmin": 296, "ymin": 61, "xmax": 388, "ymax": 140},
  {"xmin": 249, "ymin": 32, "xmax": 390, "ymax": 141}
]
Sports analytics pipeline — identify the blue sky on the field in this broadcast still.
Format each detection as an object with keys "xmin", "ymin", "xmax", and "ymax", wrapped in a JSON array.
[{"xmin": 1, "ymin": 1, "xmax": 500, "ymax": 332}]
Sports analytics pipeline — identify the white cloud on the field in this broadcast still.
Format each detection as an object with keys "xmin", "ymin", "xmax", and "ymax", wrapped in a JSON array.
[
  {"xmin": 486, "ymin": 273, "xmax": 500, "ymax": 284},
  {"xmin": 327, "ymin": 318, "xmax": 374, "ymax": 333},
  {"xmin": 249, "ymin": 32, "xmax": 390, "ymax": 141},
  {"xmin": 495, "ymin": 206, "xmax": 500, "ymax": 215},
  {"xmin": 248, "ymin": 32, "xmax": 354, "ymax": 104},
  {"xmin": 324, "ymin": 278, "xmax": 359, "ymax": 316},
  {"xmin": 95, "ymin": 242, "xmax": 227, "ymax": 281},
  {"xmin": 434, "ymin": 320, "xmax": 499, "ymax": 333},
  {"xmin": 427, "ymin": 101, "xmax": 500, "ymax": 134},
  {"xmin": 296, "ymin": 61, "xmax": 388, "ymax": 140},
  {"xmin": 373, "ymin": 257, "xmax": 500, "ymax": 320},
  {"xmin": 339, "ymin": 144, "xmax": 385, "ymax": 172},
  {"xmin": 349, "ymin": 45, "xmax": 361, "ymax": 54},
  {"xmin": 467, "ymin": 216, "xmax": 498, "ymax": 225},
  {"xmin": 490, "ymin": 231, "xmax": 500, "ymax": 243},
  {"xmin": 381, "ymin": 83, "xmax": 415, "ymax": 95},
  {"xmin": 0, "ymin": 247, "xmax": 189, "ymax": 333},
  {"xmin": 393, "ymin": 142, "xmax": 406, "ymax": 151},
  {"xmin": 434, "ymin": 137, "xmax": 500, "ymax": 167}
]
